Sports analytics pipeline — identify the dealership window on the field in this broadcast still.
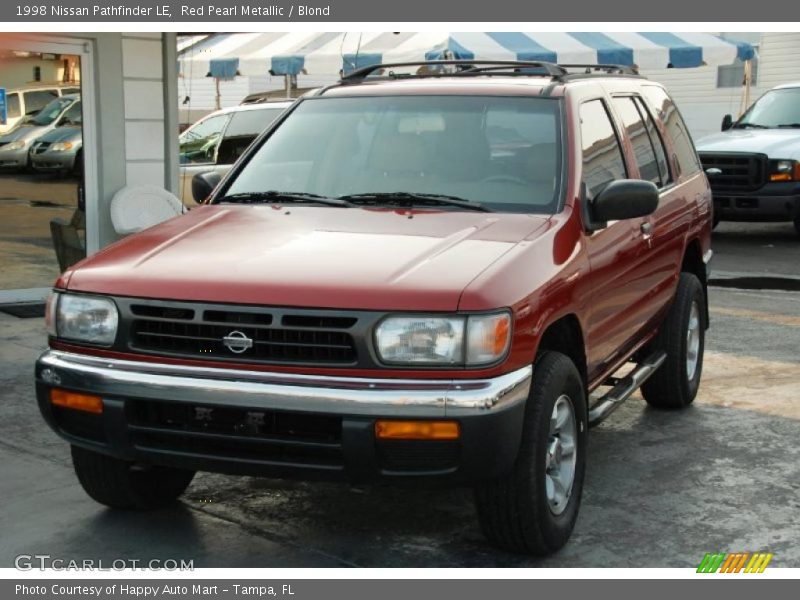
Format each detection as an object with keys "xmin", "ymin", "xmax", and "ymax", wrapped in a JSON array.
[
  {"xmin": 6, "ymin": 92, "xmax": 20, "ymax": 118},
  {"xmin": 717, "ymin": 58, "xmax": 759, "ymax": 88}
]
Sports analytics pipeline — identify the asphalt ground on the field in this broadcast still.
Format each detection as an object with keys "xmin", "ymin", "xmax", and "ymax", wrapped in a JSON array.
[
  {"xmin": 0, "ymin": 171, "xmax": 81, "ymax": 290},
  {"xmin": 1, "ymin": 220, "xmax": 798, "ymax": 568}
]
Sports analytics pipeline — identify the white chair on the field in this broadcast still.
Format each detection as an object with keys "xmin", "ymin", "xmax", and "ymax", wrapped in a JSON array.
[{"xmin": 110, "ymin": 185, "xmax": 184, "ymax": 235}]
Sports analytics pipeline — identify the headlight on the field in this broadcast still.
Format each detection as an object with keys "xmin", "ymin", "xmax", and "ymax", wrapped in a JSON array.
[
  {"xmin": 54, "ymin": 293, "xmax": 119, "ymax": 346},
  {"xmin": 5, "ymin": 140, "xmax": 26, "ymax": 151},
  {"xmin": 769, "ymin": 159, "xmax": 800, "ymax": 182},
  {"xmin": 51, "ymin": 141, "xmax": 74, "ymax": 152},
  {"xmin": 374, "ymin": 311, "xmax": 511, "ymax": 366}
]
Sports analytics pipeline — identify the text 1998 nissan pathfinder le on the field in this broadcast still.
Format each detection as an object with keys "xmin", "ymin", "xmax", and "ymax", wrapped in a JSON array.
[{"xmin": 36, "ymin": 61, "xmax": 713, "ymax": 555}]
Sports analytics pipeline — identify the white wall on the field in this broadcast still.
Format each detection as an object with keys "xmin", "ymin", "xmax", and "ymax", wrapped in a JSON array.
[{"xmin": 122, "ymin": 33, "xmax": 167, "ymax": 189}]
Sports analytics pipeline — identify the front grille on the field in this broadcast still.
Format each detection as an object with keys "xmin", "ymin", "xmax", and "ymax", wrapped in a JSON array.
[
  {"xmin": 700, "ymin": 153, "xmax": 767, "ymax": 191},
  {"xmin": 31, "ymin": 141, "xmax": 51, "ymax": 155},
  {"xmin": 127, "ymin": 303, "xmax": 358, "ymax": 365},
  {"xmin": 128, "ymin": 400, "xmax": 343, "ymax": 467}
]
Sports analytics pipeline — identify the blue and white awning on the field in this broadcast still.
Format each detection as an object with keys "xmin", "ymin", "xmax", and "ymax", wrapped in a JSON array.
[{"xmin": 179, "ymin": 32, "xmax": 756, "ymax": 79}]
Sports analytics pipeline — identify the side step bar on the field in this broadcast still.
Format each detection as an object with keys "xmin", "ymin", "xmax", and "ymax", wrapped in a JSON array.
[{"xmin": 588, "ymin": 351, "xmax": 667, "ymax": 427}]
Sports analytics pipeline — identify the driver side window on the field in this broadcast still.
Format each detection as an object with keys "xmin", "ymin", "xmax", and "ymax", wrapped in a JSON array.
[{"xmin": 179, "ymin": 114, "xmax": 229, "ymax": 165}]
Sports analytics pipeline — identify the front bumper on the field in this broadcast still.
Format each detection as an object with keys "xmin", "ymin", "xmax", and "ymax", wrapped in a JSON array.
[
  {"xmin": 0, "ymin": 146, "xmax": 29, "ymax": 167},
  {"xmin": 712, "ymin": 182, "xmax": 800, "ymax": 222},
  {"xmin": 31, "ymin": 151, "xmax": 76, "ymax": 171},
  {"xmin": 35, "ymin": 350, "xmax": 532, "ymax": 483}
]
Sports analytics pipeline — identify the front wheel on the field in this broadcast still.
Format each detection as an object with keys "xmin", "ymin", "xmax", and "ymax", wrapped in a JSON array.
[
  {"xmin": 641, "ymin": 272, "xmax": 706, "ymax": 409},
  {"xmin": 474, "ymin": 352, "xmax": 587, "ymax": 555},
  {"xmin": 71, "ymin": 445, "xmax": 195, "ymax": 510}
]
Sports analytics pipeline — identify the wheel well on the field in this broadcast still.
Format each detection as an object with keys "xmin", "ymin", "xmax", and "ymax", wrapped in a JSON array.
[
  {"xmin": 681, "ymin": 239, "xmax": 709, "ymax": 326},
  {"xmin": 536, "ymin": 315, "xmax": 588, "ymax": 390}
]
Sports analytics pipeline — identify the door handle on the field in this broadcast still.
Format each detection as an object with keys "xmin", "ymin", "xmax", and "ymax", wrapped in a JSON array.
[{"xmin": 640, "ymin": 222, "xmax": 653, "ymax": 248}]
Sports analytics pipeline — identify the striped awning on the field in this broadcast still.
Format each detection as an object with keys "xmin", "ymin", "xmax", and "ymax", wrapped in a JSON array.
[{"xmin": 179, "ymin": 32, "xmax": 756, "ymax": 78}]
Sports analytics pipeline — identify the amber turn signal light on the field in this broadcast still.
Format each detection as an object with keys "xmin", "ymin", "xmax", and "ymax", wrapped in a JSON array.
[
  {"xmin": 50, "ymin": 388, "xmax": 103, "ymax": 415},
  {"xmin": 375, "ymin": 420, "xmax": 460, "ymax": 440}
]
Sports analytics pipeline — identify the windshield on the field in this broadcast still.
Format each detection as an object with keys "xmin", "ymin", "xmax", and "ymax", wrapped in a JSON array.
[
  {"xmin": 221, "ymin": 95, "xmax": 563, "ymax": 214},
  {"xmin": 736, "ymin": 88, "xmax": 800, "ymax": 128},
  {"xmin": 32, "ymin": 97, "xmax": 75, "ymax": 126}
]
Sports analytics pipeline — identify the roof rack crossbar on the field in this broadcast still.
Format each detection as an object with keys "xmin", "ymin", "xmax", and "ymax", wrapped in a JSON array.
[
  {"xmin": 557, "ymin": 63, "xmax": 640, "ymax": 76},
  {"xmin": 341, "ymin": 60, "xmax": 568, "ymax": 81}
]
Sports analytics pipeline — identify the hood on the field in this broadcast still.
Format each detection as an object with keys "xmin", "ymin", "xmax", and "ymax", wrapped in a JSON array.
[
  {"xmin": 36, "ymin": 125, "xmax": 81, "ymax": 144},
  {"xmin": 66, "ymin": 205, "xmax": 550, "ymax": 311},
  {"xmin": 0, "ymin": 124, "xmax": 46, "ymax": 144},
  {"xmin": 696, "ymin": 128, "xmax": 800, "ymax": 160}
]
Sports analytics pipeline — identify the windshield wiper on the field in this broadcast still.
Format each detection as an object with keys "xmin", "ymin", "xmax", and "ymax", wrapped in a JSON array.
[
  {"xmin": 217, "ymin": 191, "xmax": 354, "ymax": 208},
  {"xmin": 733, "ymin": 123, "xmax": 768, "ymax": 129},
  {"xmin": 338, "ymin": 192, "xmax": 491, "ymax": 212},
  {"xmin": 777, "ymin": 123, "xmax": 800, "ymax": 128}
]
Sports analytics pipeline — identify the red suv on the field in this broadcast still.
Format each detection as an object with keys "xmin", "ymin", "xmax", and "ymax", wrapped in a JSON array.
[{"xmin": 36, "ymin": 61, "xmax": 713, "ymax": 556}]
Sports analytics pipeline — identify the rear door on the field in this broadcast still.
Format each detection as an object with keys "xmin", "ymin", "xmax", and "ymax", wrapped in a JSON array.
[{"xmin": 609, "ymin": 93, "xmax": 686, "ymax": 337}]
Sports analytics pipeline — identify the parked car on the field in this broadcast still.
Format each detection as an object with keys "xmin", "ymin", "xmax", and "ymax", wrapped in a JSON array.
[
  {"xmin": 36, "ymin": 61, "xmax": 712, "ymax": 556},
  {"xmin": 696, "ymin": 82, "xmax": 800, "ymax": 236},
  {"xmin": 178, "ymin": 100, "xmax": 292, "ymax": 203},
  {"xmin": 30, "ymin": 100, "xmax": 83, "ymax": 176},
  {"xmin": 0, "ymin": 83, "xmax": 80, "ymax": 135},
  {"xmin": 0, "ymin": 94, "xmax": 80, "ymax": 170}
]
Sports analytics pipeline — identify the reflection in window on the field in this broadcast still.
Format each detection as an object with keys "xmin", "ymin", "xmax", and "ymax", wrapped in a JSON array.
[
  {"xmin": 612, "ymin": 97, "xmax": 661, "ymax": 186},
  {"xmin": 580, "ymin": 99, "xmax": 627, "ymax": 200},
  {"xmin": 642, "ymin": 86, "xmax": 700, "ymax": 177}
]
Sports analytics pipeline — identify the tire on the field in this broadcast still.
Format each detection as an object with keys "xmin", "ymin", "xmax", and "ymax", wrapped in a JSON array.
[
  {"xmin": 794, "ymin": 216, "xmax": 800, "ymax": 238},
  {"xmin": 474, "ymin": 352, "xmax": 587, "ymax": 555},
  {"xmin": 640, "ymin": 272, "xmax": 705, "ymax": 409},
  {"xmin": 71, "ymin": 445, "xmax": 195, "ymax": 510}
]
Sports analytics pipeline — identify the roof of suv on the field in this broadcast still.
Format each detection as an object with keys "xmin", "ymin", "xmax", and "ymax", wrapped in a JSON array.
[{"xmin": 317, "ymin": 60, "xmax": 645, "ymax": 98}]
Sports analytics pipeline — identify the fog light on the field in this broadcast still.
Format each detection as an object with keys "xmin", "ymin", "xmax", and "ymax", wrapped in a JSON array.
[
  {"xmin": 50, "ymin": 389, "xmax": 103, "ymax": 414},
  {"xmin": 375, "ymin": 420, "xmax": 460, "ymax": 440}
]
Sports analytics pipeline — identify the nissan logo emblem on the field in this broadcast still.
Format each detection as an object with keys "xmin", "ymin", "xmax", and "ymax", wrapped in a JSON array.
[{"xmin": 222, "ymin": 330, "xmax": 254, "ymax": 354}]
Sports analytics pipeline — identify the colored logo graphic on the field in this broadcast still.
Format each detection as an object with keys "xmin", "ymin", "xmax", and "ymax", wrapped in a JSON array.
[{"xmin": 697, "ymin": 552, "xmax": 773, "ymax": 573}]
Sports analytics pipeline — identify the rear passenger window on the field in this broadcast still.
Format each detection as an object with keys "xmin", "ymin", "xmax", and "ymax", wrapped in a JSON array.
[
  {"xmin": 612, "ymin": 96, "xmax": 661, "ymax": 186},
  {"xmin": 633, "ymin": 96, "xmax": 671, "ymax": 186},
  {"xmin": 641, "ymin": 86, "xmax": 701, "ymax": 177},
  {"xmin": 579, "ymin": 99, "xmax": 628, "ymax": 200}
]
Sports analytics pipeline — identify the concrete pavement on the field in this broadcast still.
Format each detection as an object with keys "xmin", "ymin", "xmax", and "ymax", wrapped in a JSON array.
[{"xmin": 1, "ymin": 282, "xmax": 798, "ymax": 568}]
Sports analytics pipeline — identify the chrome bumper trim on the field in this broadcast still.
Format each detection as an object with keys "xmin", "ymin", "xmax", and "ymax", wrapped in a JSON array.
[{"xmin": 36, "ymin": 350, "xmax": 532, "ymax": 417}]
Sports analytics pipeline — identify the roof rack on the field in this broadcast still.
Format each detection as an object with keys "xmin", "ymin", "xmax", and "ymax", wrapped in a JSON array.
[
  {"xmin": 559, "ymin": 63, "xmax": 639, "ymax": 75},
  {"xmin": 341, "ymin": 60, "xmax": 568, "ymax": 81}
]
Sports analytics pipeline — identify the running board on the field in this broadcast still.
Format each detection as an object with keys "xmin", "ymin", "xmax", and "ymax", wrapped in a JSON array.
[{"xmin": 588, "ymin": 351, "xmax": 667, "ymax": 427}]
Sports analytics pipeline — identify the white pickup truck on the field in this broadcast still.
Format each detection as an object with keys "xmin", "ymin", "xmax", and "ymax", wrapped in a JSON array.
[{"xmin": 696, "ymin": 82, "xmax": 800, "ymax": 237}]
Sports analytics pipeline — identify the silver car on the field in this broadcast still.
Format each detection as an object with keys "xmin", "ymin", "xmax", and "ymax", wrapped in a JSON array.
[
  {"xmin": 30, "ymin": 118, "xmax": 83, "ymax": 176},
  {"xmin": 0, "ymin": 94, "xmax": 80, "ymax": 170}
]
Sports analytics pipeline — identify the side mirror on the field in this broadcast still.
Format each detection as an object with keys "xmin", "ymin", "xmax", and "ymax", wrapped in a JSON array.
[
  {"xmin": 591, "ymin": 180, "xmax": 659, "ymax": 223},
  {"xmin": 721, "ymin": 114, "xmax": 733, "ymax": 131},
  {"xmin": 191, "ymin": 171, "xmax": 222, "ymax": 204}
]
